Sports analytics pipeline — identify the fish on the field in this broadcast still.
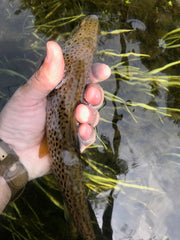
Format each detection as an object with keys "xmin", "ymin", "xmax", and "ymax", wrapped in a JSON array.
[{"xmin": 46, "ymin": 15, "xmax": 99, "ymax": 240}]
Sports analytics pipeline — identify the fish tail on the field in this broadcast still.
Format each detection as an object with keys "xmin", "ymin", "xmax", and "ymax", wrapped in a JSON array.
[{"xmin": 52, "ymin": 150, "xmax": 96, "ymax": 240}]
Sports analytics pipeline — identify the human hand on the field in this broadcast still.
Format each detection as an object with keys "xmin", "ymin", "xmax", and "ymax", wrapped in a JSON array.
[{"xmin": 0, "ymin": 41, "xmax": 111, "ymax": 181}]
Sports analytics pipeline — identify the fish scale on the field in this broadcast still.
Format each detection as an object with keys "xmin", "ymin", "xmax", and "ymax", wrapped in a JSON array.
[{"xmin": 46, "ymin": 15, "xmax": 99, "ymax": 240}]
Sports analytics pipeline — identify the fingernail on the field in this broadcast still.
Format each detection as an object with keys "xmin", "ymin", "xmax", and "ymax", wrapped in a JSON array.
[{"xmin": 44, "ymin": 42, "xmax": 51, "ymax": 63}]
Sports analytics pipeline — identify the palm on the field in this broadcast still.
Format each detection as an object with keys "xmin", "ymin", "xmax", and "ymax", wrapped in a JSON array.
[
  {"xmin": 0, "ymin": 41, "xmax": 110, "ymax": 180},
  {"xmin": 0, "ymin": 91, "xmax": 46, "ymax": 151}
]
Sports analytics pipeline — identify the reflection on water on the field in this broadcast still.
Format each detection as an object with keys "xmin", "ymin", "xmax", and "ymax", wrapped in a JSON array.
[{"xmin": 0, "ymin": 0, "xmax": 180, "ymax": 239}]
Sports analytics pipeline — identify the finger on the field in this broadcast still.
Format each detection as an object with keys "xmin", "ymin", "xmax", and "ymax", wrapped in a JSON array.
[
  {"xmin": 14, "ymin": 41, "xmax": 64, "ymax": 106},
  {"xmin": 75, "ymin": 104, "xmax": 99, "ymax": 127},
  {"xmin": 78, "ymin": 124, "xmax": 96, "ymax": 152},
  {"xmin": 84, "ymin": 83, "xmax": 104, "ymax": 107},
  {"xmin": 89, "ymin": 63, "xmax": 111, "ymax": 83}
]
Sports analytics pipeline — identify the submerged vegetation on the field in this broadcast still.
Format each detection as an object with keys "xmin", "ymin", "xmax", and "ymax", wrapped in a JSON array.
[{"xmin": 0, "ymin": 0, "xmax": 180, "ymax": 239}]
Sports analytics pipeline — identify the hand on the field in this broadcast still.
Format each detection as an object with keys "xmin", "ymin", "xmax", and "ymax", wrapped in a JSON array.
[{"xmin": 0, "ymin": 41, "xmax": 111, "ymax": 181}]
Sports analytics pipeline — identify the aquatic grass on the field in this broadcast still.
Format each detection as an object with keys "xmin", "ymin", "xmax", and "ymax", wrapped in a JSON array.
[
  {"xmin": 0, "ymin": 68, "xmax": 28, "ymax": 82},
  {"xmin": 0, "ymin": 90, "xmax": 9, "ymax": 100},
  {"xmin": 84, "ymin": 172, "xmax": 161, "ymax": 193},
  {"xmin": 95, "ymin": 37, "xmax": 180, "ymax": 197},
  {"xmin": 160, "ymin": 27, "xmax": 180, "ymax": 49},
  {"xmin": 83, "ymin": 157, "xmax": 116, "ymax": 176},
  {"xmin": 99, "ymin": 117, "xmax": 113, "ymax": 124},
  {"xmin": 129, "ymin": 195, "xmax": 157, "ymax": 216},
  {"xmin": 1, "ymin": 202, "xmax": 41, "ymax": 240},
  {"xmin": 44, "ymin": 1, "xmax": 63, "ymax": 19},
  {"xmin": 163, "ymin": 148, "xmax": 180, "ymax": 167},
  {"xmin": 111, "ymin": 62, "xmax": 180, "ymax": 86},
  {"xmin": 34, "ymin": 13, "xmax": 85, "ymax": 39},
  {"xmin": 1, "ymin": 223, "xmax": 29, "ymax": 240},
  {"xmin": 100, "ymin": 54, "xmax": 180, "ymax": 122},
  {"xmin": 34, "ymin": 181, "xmax": 64, "ymax": 210},
  {"xmin": 163, "ymin": 145, "xmax": 180, "ymax": 159},
  {"xmin": 104, "ymin": 89, "xmax": 180, "ymax": 120},
  {"xmin": 104, "ymin": 90, "xmax": 172, "ymax": 120},
  {"xmin": 149, "ymin": 60, "xmax": 180, "ymax": 74},
  {"xmin": 82, "ymin": 150, "xmax": 161, "ymax": 194},
  {"xmin": 1, "ymin": 194, "xmax": 60, "ymax": 240},
  {"xmin": 1, "ymin": 2, "xmax": 180, "ymax": 239},
  {"xmin": 164, "ymin": 153, "xmax": 180, "ymax": 158},
  {"xmin": 98, "ymin": 49, "xmax": 150, "ymax": 58},
  {"xmin": 169, "ymin": 161, "xmax": 180, "ymax": 166},
  {"xmin": 36, "ymin": 14, "xmax": 85, "ymax": 30},
  {"xmin": 1, "ymin": 12, "xmax": 179, "ymax": 200},
  {"xmin": 101, "ymin": 29, "xmax": 133, "ymax": 35}
]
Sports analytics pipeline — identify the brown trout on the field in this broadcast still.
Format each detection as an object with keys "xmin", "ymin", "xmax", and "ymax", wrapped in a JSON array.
[{"xmin": 46, "ymin": 15, "xmax": 99, "ymax": 240}]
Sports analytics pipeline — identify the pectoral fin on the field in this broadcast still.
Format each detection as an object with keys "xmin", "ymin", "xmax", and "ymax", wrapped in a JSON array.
[{"xmin": 39, "ymin": 135, "xmax": 49, "ymax": 158}]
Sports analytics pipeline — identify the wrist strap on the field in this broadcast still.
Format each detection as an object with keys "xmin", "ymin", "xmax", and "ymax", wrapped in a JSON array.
[{"xmin": 0, "ymin": 139, "xmax": 28, "ymax": 201}]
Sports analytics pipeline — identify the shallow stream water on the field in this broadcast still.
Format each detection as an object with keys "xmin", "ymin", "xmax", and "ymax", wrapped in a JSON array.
[{"xmin": 0, "ymin": 0, "xmax": 180, "ymax": 239}]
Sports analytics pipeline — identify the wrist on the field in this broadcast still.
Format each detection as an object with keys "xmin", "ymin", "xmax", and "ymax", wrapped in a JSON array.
[
  {"xmin": 0, "ymin": 176, "xmax": 11, "ymax": 213},
  {"xmin": 0, "ymin": 139, "xmax": 28, "ymax": 202},
  {"xmin": 16, "ymin": 145, "xmax": 51, "ymax": 181}
]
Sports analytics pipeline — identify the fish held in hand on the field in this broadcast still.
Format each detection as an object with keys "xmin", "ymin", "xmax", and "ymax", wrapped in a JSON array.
[{"xmin": 46, "ymin": 15, "xmax": 99, "ymax": 240}]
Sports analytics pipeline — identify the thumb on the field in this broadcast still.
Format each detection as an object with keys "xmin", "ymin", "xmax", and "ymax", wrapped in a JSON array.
[{"xmin": 15, "ymin": 41, "xmax": 64, "ymax": 105}]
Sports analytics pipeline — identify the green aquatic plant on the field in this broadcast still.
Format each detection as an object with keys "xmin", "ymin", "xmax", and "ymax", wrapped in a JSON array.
[
  {"xmin": 1, "ymin": 6, "xmax": 179, "ymax": 198},
  {"xmin": 159, "ymin": 27, "xmax": 180, "ymax": 49},
  {"xmin": 1, "ymin": 0, "xmax": 180, "ymax": 239},
  {"xmin": 84, "ymin": 171, "xmax": 161, "ymax": 193},
  {"xmin": 104, "ymin": 61, "xmax": 180, "ymax": 120},
  {"xmin": 1, "ymin": 14, "xmax": 179, "ymax": 202},
  {"xmin": 96, "ymin": 24, "xmax": 180, "ymax": 125}
]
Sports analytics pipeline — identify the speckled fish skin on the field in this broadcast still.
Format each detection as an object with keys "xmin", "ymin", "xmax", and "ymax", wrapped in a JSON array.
[{"xmin": 46, "ymin": 15, "xmax": 99, "ymax": 240}]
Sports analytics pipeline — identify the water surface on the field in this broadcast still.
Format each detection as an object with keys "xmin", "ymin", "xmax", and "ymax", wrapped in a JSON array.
[{"xmin": 0, "ymin": 0, "xmax": 180, "ymax": 239}]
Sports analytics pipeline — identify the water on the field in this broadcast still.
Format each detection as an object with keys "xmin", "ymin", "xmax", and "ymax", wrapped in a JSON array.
[{"xmin": 0, "ymin": 0, "xmax": 180, "ymax": 239}]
